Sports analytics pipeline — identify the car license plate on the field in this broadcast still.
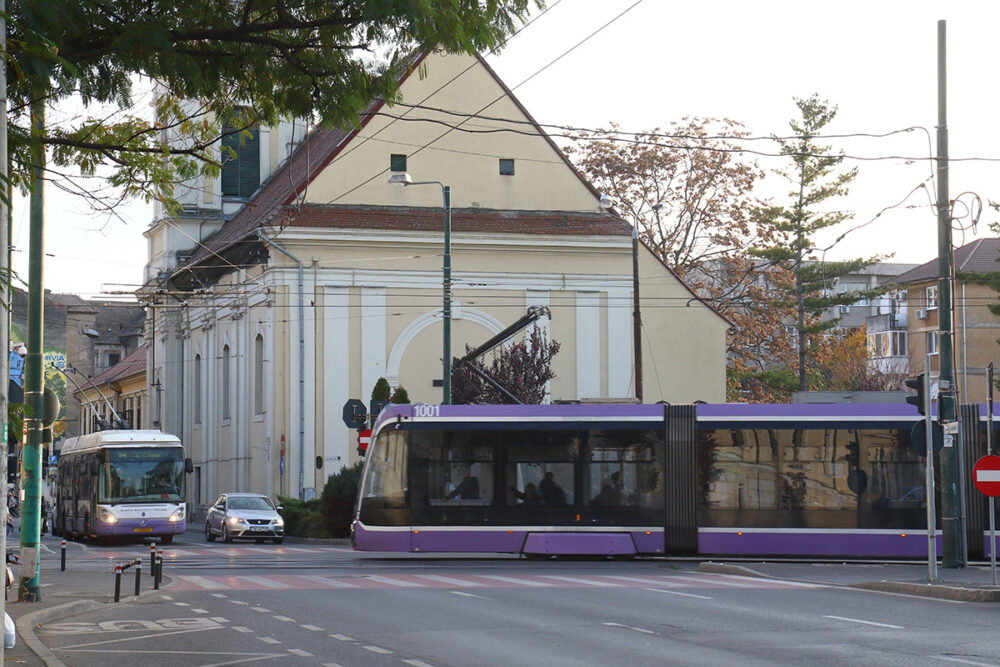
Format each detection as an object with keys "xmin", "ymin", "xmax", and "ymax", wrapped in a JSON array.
[
  {"xmin": 251, "ymin": 526, "xmax": 268, "ymax": 531},
  {"xmin": 132, "ymin": 527, "xmax": 153, "ymax": 533}
]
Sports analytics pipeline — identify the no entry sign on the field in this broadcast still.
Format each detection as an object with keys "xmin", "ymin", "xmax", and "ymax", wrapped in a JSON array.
[
  {"xmin": 357, "ymin": 428, "xmax": 372, "ymax": 455},
  {"xmin": 973, "ymin": 455, "xmax": 1000, "ymax": 497}
]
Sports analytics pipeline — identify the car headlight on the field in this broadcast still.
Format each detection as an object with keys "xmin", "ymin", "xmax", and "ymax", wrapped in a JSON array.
[
  {"xmin": 97, "ymin": 507, "xmax": 118, "ymax": 524},
  {"xmin": 168, "ymin": 508, "xmax": 185, "ymax": 522},
  {"xmin": 274, "ymin": 517, "xmax": 284, "ymax": 526},
  {"xmin": 228, "ymin": 516, "xmax": 246, "ymax": 526}
]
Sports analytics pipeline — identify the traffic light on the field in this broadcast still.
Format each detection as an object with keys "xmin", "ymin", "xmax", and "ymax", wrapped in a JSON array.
[
  {"xmin": 905, "ymin": 373, "xmax": 926, "ymax": 415},
  {"xmin": 845, "ymin": 440, "xmax": 860, "ymax": 468}
]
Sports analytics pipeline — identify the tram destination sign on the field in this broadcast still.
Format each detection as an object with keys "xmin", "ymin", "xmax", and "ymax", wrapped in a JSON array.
[{"xmin": 974, "ymin": 455, "xmax": 1000, "ymax": 497}]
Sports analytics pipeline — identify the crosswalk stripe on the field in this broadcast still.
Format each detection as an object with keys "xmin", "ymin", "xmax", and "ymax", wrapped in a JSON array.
[
  {"xmin": 674, "ymin": 575, "xmax": 754, "ymax": 588},
  {"xmin": 297, "ymin": 575, "xmax": 359, "ymax": 588},
  {"xmin": 180, "ymin": 576, "xmax": 226, "ymax": 590},
  {"xmin": 476, "ymin": 575, "xmax": 553, "ymax": 587},
  {"xmin": 364, "ymin": 575, "xmax": 426, "ymax": 588},
  {"xmin": 602, "ymin": 575, "xmax": 693, "ymax": 587},
  {"xmin": 413, "ymin": 574, "xmax": 485, "ymax": 587},
  {"xmin": 241, "ymin": 576, "xmax": 291, "ymax": 589},
  {"xmin": 541, "ymin": 575, "xmax": 622, "ymax": 587}
]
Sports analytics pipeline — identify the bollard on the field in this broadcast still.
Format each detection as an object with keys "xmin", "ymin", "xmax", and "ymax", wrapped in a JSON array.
[
  {"xmin": 157, "ymin": 549, "xmax": 164, "ymax": 584},
  {"xmin": 60, "ymin": 540, "xmax": 66, "ymax": 572},
  {"xmin": 114, "ymin": 565, "xmax": 122, "ymax": 602},
  {"xmin": 149, "ymin": 543, "xmax": 156, "ymax": 575},
  {"xmin": 134, "ymin": 560, "xmax": 142, "ymax": 597}
]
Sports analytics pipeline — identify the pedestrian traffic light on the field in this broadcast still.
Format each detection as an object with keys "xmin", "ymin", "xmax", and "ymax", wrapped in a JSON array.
[{"xmin": 905, "ymin": 373, "xmax": 926, "ymax": 415}]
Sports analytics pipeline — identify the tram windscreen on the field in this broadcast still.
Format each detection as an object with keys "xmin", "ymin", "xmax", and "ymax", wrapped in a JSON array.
[{"xmin": 101, "ymin": 447, "xmax": 185, "ymax": 503}]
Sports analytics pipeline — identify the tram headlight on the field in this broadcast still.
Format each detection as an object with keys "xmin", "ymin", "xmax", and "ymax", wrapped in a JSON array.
[
  {"xmin": 168, "ymin": 507, "xmax": 185, "ymax": 522},
  {"xmin": 97, "ymin": 507, "xmax": 118, "ymax": 524}
]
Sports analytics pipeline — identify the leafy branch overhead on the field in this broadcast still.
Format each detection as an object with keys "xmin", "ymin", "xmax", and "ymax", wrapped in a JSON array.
[{"xmin": 7, "ymin": 0, "xmax": 541, "ymax": 209}]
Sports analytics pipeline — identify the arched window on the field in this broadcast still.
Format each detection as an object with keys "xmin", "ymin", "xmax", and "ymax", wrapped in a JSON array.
[
  {"xmin": 254, "ymin": 334, "xmax": 264, "ymax": 415},
  {"xmin": 194, "ymin": 354, "xmax": 202, "ymax": 424},
  {"xmin": 222, "ymin": 345, "xmax": 231, "ymax": 421}
]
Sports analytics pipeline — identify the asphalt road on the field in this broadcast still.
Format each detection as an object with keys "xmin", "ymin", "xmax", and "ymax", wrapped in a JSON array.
[{"xmin": 28, "ymin": 533, "xmax": 1000, "ymax": 666}]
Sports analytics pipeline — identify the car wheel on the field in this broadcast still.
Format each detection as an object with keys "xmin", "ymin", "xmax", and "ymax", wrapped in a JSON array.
[
  {"xmin": 223, "ymin": 524, "xmax": 233, "ymax": 543},
  {"xmin": 272, "ymin": 538, "xmax": 283, "ymax": 545},
  {"xmin": 205, "ymin": 522, "xmax": 215, "ymax": 542}
]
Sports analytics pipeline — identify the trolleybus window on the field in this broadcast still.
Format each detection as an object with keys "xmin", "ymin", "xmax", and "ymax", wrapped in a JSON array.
[{"xmin": 102, "ymin": 448, "xmax": 185, "ymax": 503}]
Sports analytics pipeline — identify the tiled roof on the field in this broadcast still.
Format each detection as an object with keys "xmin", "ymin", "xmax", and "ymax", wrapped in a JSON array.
[
  {"xmin": 895, "ymin": 238, "xmax": 1000, "ymax": 283},
  {"xmin": 91, "ymin": 344, "xmax": 147, "ymax": 386},
  {"xmin": 287, "ymin": 205, "xmax": 629, "ymax": 236}
]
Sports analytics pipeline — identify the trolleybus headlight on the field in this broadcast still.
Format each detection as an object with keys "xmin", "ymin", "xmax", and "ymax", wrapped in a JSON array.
[
  {"xmin": 97, "ymin": 508, "xmax": 118, "ymax": 524},
  {"xmin": 168, "ymin": 508, "xmax": 185, "ymax": 522}
]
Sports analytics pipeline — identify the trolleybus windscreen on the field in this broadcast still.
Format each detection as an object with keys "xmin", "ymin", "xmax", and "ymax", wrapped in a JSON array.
[{"xmin": 101, "ymin": 447, "xmax": 184, "ymax": 503}]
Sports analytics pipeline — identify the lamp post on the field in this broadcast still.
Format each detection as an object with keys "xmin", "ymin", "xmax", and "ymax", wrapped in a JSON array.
[{"xmin": 389, "ymin": 173, "xmax": 452, "ymax": 404}]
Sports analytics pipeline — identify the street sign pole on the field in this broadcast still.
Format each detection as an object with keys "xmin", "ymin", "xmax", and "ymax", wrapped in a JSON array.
[
  {"xmin": 973, "ymin": 452, "xmax": 1000, "ymax": 586},
  {"xmin": 988, "ymin": 363, "xmax": 995, "ymax": 584},
  {"xmin": 925, "ymin": 353, "xmax": 938, "ymax": 583}
]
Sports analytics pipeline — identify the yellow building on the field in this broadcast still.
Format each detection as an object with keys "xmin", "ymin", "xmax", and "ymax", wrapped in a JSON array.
[{"xmin": 141, "ymin": 51, "xmax": 730, "ymax": 508}]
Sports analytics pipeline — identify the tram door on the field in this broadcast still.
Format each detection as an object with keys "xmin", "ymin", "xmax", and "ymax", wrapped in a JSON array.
[{"xmin": 664, "ymin": 405, "xmax": 698, "ymax": 556}]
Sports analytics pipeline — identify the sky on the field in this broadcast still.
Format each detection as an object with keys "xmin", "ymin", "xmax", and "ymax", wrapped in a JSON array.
[{"xmin": 17, "ymin": 0, "xmax": 1000, "ymax": 298}]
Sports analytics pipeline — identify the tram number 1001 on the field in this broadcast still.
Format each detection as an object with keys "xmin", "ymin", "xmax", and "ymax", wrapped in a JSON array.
[{"xmin": 413, "ymin": 404, "xmax": 441, "ymax": 418}]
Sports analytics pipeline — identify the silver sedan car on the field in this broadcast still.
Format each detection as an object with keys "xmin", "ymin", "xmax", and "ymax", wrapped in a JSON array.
[{"xmin": 205, "ymin": 493, "xmax": 284, "ymax": 544}]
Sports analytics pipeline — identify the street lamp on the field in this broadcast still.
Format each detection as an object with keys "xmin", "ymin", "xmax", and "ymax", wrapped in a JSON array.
[{"xmin": 389, "ymin": 172, "xmax": 452, "ymax": 404}]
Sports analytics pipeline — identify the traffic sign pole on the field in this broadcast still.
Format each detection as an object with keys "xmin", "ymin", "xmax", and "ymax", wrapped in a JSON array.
[
  {"xmin": 989, "ymin": 363, "xmax": 995, "ymax": 584},
  {"xmin": 973, "ymin": 453, "xmax": 1000, "ymax": 586},
  {"xmin": 924, "ymin": 356, "xmax": 937, "ymax": 583}
]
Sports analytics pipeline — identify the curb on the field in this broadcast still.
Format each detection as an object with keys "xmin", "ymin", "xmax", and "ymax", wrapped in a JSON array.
[
  {"xmin": 699, "ymin": 561, "xmax": 775, "ymax": 579},
  {"xmin": 850, "ymin": 581, "xmax": 1000, "ymax": 602},
  {"xmin": 16, "ymin": 599, "xmax": 105, "ymax": 667}
]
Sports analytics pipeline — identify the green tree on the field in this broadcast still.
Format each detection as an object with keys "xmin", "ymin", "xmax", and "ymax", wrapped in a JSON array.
[
  {"xmin": 751, "ymin": 95, "xmax": 885, "ymax": 391},
  {"xmin": 7, "ymin": 0, "xmax": 540, "ymax": 210},
  {"xmin": 390, "ymin": 386, "xmax": 411, "ymax": 404},
  {"xmin": 371, "ymin": 377, "xmax": 391, "ymax": 403}
]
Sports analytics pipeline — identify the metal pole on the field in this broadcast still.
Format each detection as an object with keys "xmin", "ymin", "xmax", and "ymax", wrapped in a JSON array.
[
  {"xmin": 114, "ymin": 565, "xmax": 121, "ymax": 602},
  {"xmin": 134, "ymin": 559, "xmax": 141, "ymax": 596},
  {"xmin": 442, "ymin": 186, "xmax": 451, "ymax": 405},
  {"xmin": 989, "ymin": 363, "xmax": 995, "ymax": 584},
  {"xmin": 632, "ymin": 223, "xmax": 643, "ymax": 403},
  {"xmin": 18, "ymin": 91, "xmax": 44, "ymax": 602},
  {"xmin": 0, "ymin": 0, "xmax": 8, "ymax": 655},
  {"xmin": 60, "ymin": 540, "xmax": 65, "ymax": 571},
  {"xmin": 925, "ymin": 353, "xmax": 938, "ymax": 582}
]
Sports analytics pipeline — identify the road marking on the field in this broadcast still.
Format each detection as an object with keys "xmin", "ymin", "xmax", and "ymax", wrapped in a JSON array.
[
  {"xmin": 323, "ymin": 663, "xmax": 346, "ymax": 667},
  {"xmin": 477, "ymin": 575, "xmax": 553, "ymax": 587},
  {"xmin": 824, "ymin": 615, "xmax": 903, "ymax": 629},
  {"xmin": 363, "ymin": 646, "xmax": 393, "ymax": 654},
  {"xmin": 415, "ymin": 574, "xmax": 485, "ymax": 587},
  {"xmin": 210, "ymin": 617, "xmax": 230, "ymax": 623},
  {"xmin": 330, "ymin": 634, "xmax": 355, "ymax": 641},
  {"xmin": 259, "ymin": 636, "xmax": 282, "ymax": 644},
  {"xmin": 403, "ymin": 660, "xmax": 437, "ymax": 667},
  {"xmin": 298, "ymin": 574, "xmax": 359, "ymax": 588},
  {"xmin": 603, "ymin": 575, "xmax": 693, "ymax": 587},
  {"xmin": 542, "ymin": 575, "xmax": 622, "ymax": 587},
  {"xmin": 673, "ymin": 575, "xmax": 753, "ymax": 587},
  {"xmin": 251, "ymin": 607, "xmax": 272, "ymax": 613},
  {"xmin": 165, "ymin": 549, "xmax": 196, "ymax": 556},
  {"xmin": 449, "ymin": 591, "xmax": 489, "ymax": 600},
  {"xmin": 242, "ymin": 575, "xmax": 290, "ymax": 589},
  {"xmin": 173, "ymin": 602, "xmax": 191, "ymax": 607},
  {"xmin": 179, "ymin": 576, "xmax": 226, "ymax": 590},
  {"xmin": 365, "ymin": 575, "xmax": 426, "ymax": 587},
  {"xmin": 602, "ymin": 622, "xmax": 655, "ymax": 635},
  {"xmin": 288, "ymin": 649, "xmax": 314, "ymax": 657},
  {"xmin": 233, "ymin": 627, "xmax": 254, "ymax": 633},
  {"xmin": 642, "ymin": 587, "xmax": 713, "ymax": 600},
  {"xmin": 230, "ymin": 600, "xmax": 249, "ymax": 606},
  {"xmin": 160, "ymin": 595, "xmax": 174, "ymax": 600},
  {"xmin": 211, "ymin": 593, "xmax": 228, "ymax": 599},
  {"xmin": 708, "ymin": 573, "xmax": 825, "ymax": 589},
  {"xmin": 192, "ymin": 608, "xmax": 209, "ymax": 614},
  {"xmin": 301, "ymin": 625, "xmax": 324, "ymax": 632},
  {"xmin": 273, "ymin": 615, "xmax": 295, "ymax": 623},
  {"xmin": 932, "ymin": 657, "xmax": 999, "ymax": 666}
]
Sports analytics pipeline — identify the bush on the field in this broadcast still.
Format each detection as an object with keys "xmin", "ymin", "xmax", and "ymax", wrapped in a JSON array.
[
  {"xmin": 322, "ymin": 460, "xmax": 364, "ymax": 538},
  {"xmin": 276, "ymin": 495, "xmax": 329, "ymax": 538}
]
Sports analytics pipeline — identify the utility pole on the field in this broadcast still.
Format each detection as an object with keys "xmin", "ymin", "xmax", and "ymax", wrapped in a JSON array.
[
  {"xmin": 18, "ymin": 91, "xmax": 44, "ymax": 601},
  {"xmin": 0, "ymin": 0, "xmax": 10, "ymax": 654},
  {"xmin": 632, "ymin": 224, "xmax": 643, "ymax": 403},
  {"xmin": 936, "ymin": 19, "xmax": 965, "ymax": 568}
]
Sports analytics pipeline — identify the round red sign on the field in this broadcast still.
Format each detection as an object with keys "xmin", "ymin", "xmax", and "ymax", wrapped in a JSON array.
[
  {"xmin": 973, "ymin": 455, "xmax": 1000, "ymax": 497},
  {"xmin": 357, "ymin": 428, "xmax": 372, "ymax": 454}
]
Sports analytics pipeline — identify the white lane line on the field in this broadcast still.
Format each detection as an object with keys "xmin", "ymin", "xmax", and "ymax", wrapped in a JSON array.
[
  {"xmin": 251, "ymin": 607, "xmax": 272, "ymax": 613},
  {"xmin": 323, "ymin": 664, "xmax": 345, "ymax": 667},
  {"xmin": 672, "ymin": 575, "xmax": 753, "ymax": 588},
  {"xmin": 449, "ymin": 591, "xmax": 490, "ymax": 600},
  {"xmin": 329, "ymin": 634, "xmax": 355, "ymax": 641},
  {"xmin": 365, "ymin": 575, "xmax": 426, "ymax": 587},
  {"xmin": 210, "ymin": 593, "xmax": 228, "ymax": 599},
  {"xmin": 232, "ymin": 627, "xmax": 253, "ymax": 634},
  {"xmin": 210, "ymin": 617, "xmax": 229, "ymax": 623},
  {"xmin": 259, "ymin": 637, "xmax": 282, "ymax": 644},
  {"xmin": 604, "ymin": 575, "xmax": 693, "ymax": 587},
  {"xmin": 403, "ymin": 659, "xmax": 437, "ymax": 667},
  {"xmin": 192, "ymin": 608, "xmax": 209, "ymax": 614},
  {"xmin": 288, "ymin": 649, "xmax": 313, "ymax": 657},
  {"xmin": 273, "ymin": 616, "xmax": 295, "ymax": 623},
  {"xmin": 298, "ymin": 575, "xmax": 359, "ymax": 588},
  {"xmin": 643, "ymin": 587, "xmax": 713, "ymax": 600},
  {"xmin": 709, "ymin": 573, "xmax": 826, "ymax": 588},
  {"xmin": 824, "ymin": 615, "xmax": 903, "ymax": 629},
  {"xmin": 542, "ymin": 575, "xmax": 622, "ymax": 587},
  {"xmin": 363, "ymin": 646, "xmax": 393, "ymax": 654},
  {"xmin": 229, "ymin": 600, "xmax": 249, "ymax": 606},
  {"xmin": 300, "ymin": 625, "xmax": 324, "ymax": 632},
  {"xmin": 602, "ymin": 622, "xmax": 656, "ymax": 635},
  {"xmin": 160, "ymin": 595, "xmax": 174, "ymax": 600},
  {"xmin": 478, "ymin": 575, "xmax": 553, "ymax": 587},
  {"xmin": 173, "ymin": 602, "xmax": 191, "ymax": 607},
  {"xmin": 180, "ymin": 575, "xmax": 226, "ymax": 590},
  {"xmin": 242, "ymin": 575, "xmax": 290, "ymax": 589},
  {"xmin": 932, "ymin": 656, "xmax": 999, "ymax": 666},
  {"xmin": 414, "ymin": 574, "xmax": 485, "ymax": 587},
  {"xmin": 165, "ymin": 549, "xmax": 196, "ymax": 556},
  {"xmin": 274, "ymin": 546, "xmax": 318, "ymax": 553}
]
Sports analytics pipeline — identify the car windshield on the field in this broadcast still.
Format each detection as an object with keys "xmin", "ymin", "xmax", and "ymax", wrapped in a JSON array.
[{"xmin": 228, "ymin": 496, "xmax": 275, "ymax": 511}]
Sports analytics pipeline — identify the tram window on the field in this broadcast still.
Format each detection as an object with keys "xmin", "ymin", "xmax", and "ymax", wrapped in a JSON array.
[
  {"xmin": 360, "ymin": 431, "xmax": 408, "ymax": 508},
  {"xmin": 587, "ymin": 432, "xmax": 662, "ymax": 508},
  {"xmin": 428, "ymin": 440, "xmax": 493, "ymax": 506},
  {"xmin": 506, "ymin": 444, "xmax": 574, "ymax": 507}
]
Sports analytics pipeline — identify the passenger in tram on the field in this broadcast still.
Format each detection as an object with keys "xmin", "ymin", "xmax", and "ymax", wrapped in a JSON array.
[
  {"xmin": 510, "ymin": 482, "xmax": 541, "ymax": 505},
  {"xmin": 593, "ymin": 472, "xmax": 624, "ymax": 506},
  {"xmin": 445, "ymin": 467, "xmax": 480, "ymax": 500},
  {"xmin": 539, "ymin": 472, "xmax": 567, "ymax": 505}
]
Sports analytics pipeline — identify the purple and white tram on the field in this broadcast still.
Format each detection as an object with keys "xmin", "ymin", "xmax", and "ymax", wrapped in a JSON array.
[{"xmin": 352, "ymin": 402, "xmax": 994, "ymax": 558}]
